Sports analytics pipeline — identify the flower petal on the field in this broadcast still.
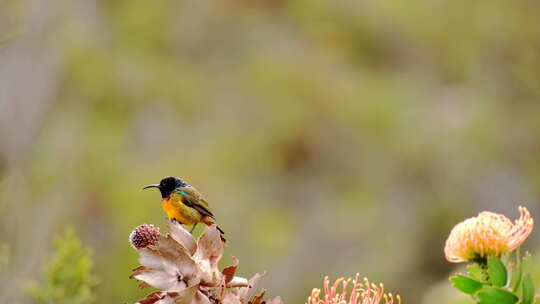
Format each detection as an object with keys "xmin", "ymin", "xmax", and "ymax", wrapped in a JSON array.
[
  {"xmin": 140, "ymin": 236, "xmax": 198, "ymax": 276},
  {"xmin": 138, "ymin": 248, "xmax": 170, "ymax": 270},
  {"xmin": 507, "ymin": 206, "xmax": 534, "ymax": 250},
  {"xmin": 237, "ymin": 272, "xmax": 264, "ymax": 300},
  {"xmin": 222, "ymin": 293, "xmax": 242, "ymax": 304},
  {"xmin": 133, "ymin": 269, "xmax": 187, "ymax": 291},
  {"xmin": 136, "ymin": 291, "xmax": 164, "ymax": 304},
  {"xmin": 170, "ymin": 285, "xmax": 197, "ymax": 304},
  {"xmin": 222, "ymin": 256, "xmax": 240, "ymax": 284},
  {"xmin": 196, "ymin": 260, "xmax": 220, "ymax": 286},
  {"xmin": 169, "ymin": 221, "xmax": 197, "ymax": 256},
  {"xmin": 193, "ymin": 290, "xmax": 212, "ymax": 304},
  {"xmin": 194, "ymin": 225, "xmax": 224, "ymax": 284},
  {"xmin": 195, "ymin": 225, "xmax": 224, "ymax": 269},
  {"xmin": 136, "ymin": 292, "xmax": 179, "ymax": 304},
  {"xmin": 154, "ymin": 293, "xmax": 178, "ymax": 304},
  {"xmin": 226, "ymin": 276, "xmax": 249, "ymax": 288},
  {"xmin": 250, "ymin": 290, "xmax": 266, "ymax": 304},
  {"xmin": 155, "ymin": 236, "xmax": 196, "ymax": 268}
]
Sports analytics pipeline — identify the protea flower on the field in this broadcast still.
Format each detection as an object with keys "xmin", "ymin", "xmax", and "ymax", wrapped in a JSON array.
[
  {"xmin": 444, "ymin": 206, "xmax": 534, "ymax": 263},
  {"xmin": 306, "ymin": 274, "xmax": 400, "ymax": 304},
  {"xmin": 129, "ymin": 221, "xmax": 280, "ymax": 304}
]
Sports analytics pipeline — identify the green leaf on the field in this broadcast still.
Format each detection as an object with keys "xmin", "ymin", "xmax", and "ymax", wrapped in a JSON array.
[
  {"xmin": 450, "ymin": 275, "xmax": 484, "ymax": 294},
  {"xmin": 487, "ymin": 257, "xmax": 508, "ymax": 287},
  {"xmin": 510, "ymin": 263, "xmax": 523, "ymax": 293},
  {"xmin": 522, "ymin": 274, "xmax": 535, "ymax": 304},
  {"xmin": 0, "ymin": 244, "xmax": 10, "ymax": 271},
  {"xmin": 476, "ymin": 287, "xmax": 518, "ymax": 304},
  {"xmin": 510, "ymin": 251, "xmax": 523, "ymax": 292},
  {"xmin": 468, "ymin": 264, "xmax": 488, "ymax": 282},
  {"xmin": 512, "ymin": 250, "xmax": 532, "ymax": 294}
]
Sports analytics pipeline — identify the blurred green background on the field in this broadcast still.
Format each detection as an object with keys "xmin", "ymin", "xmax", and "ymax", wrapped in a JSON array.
[{"xmin": 1, "ymin": 0, "xmax": 540, "ymax": 303}]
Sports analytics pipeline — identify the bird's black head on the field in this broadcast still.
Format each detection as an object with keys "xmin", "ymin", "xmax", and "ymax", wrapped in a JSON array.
[{"xmin": 142, "ymin": 176, "xmax": 188, "ymax": 198}]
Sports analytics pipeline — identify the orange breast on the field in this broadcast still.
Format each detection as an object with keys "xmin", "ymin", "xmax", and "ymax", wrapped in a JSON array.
[{"xmin": 161, "ymin": 196, "xmax": 202, "ymax": 226}]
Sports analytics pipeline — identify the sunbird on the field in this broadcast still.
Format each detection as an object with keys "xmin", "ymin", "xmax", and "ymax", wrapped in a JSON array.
[{"xmin": 142, "ymin": 176, "xmax": 225, "ymax": 238}]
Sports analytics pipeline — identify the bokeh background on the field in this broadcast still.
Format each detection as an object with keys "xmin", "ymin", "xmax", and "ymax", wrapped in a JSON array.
[{"xmin": 1, "ymin": 0, "xmax": 540, "ymax": 303}]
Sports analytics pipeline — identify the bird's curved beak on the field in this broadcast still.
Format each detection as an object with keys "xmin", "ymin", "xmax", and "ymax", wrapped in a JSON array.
[{"xmin": 142, "ymin": 184, "xmax": 160, "ymax": 190}]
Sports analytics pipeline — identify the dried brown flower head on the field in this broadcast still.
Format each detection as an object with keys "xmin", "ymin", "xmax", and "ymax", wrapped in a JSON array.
[{"xmin": 130, "ymin": 221, "xmax": 277, "ymax": 304}]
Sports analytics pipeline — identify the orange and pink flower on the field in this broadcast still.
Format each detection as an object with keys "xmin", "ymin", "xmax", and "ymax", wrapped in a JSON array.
[
  {"xmin": 306, "ymin": 274, "xmax": 400, "ymax": 304},
  {"xmin": 444, "ymin": 206, "xmax": 534, "ymax": 263}
]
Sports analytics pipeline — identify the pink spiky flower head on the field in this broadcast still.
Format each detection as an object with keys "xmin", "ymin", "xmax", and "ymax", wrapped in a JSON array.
[
  {"xmin": 129, "ymin": 224, "xmax": 160, "ymax": 250},
  {"xmin": 444, "ymin": 206, "xmax": 534, "ymax": 263},
  {"xmin": 306, "ymin": 274, "xmax": 400, "ymax": 304}
]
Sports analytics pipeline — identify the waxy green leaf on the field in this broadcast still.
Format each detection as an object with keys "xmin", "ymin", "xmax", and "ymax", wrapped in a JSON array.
[
  {"xmin": 522, "ymin": 274, "xmax": 535, "ymax": 304},
  {"xmin": 510, "ymin": 256, "xmax": 522, "ymax": 292},
  {"xmin": 477, "ymin": 287, "xmax": 518, "ymax": 304},
  {"xmin": 450, "ymin": 275, "xmax": 484, "ymax": 294},
  {"xmin": 487, "ymin": 257, "xmax": 507, "ymax": 287}
]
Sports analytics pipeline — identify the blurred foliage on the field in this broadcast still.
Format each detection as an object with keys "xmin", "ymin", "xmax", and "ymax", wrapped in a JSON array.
[
  {"xmin": 0, "ymin": 0, "xmax": 21, "ymax": 44},
  {"xmin": 1, "ymin": 0, "xmax": 540, "ymax": 303},
  {"xmin": 0, "ymin": 244, "xmax": 10, "ymax": 272},
  {"xmin": 27, "ymin": 228, "xmax": 96, "ymax": 304}
]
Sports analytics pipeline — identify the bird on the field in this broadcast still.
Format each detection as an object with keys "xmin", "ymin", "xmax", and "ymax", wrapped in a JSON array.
[{"xmin": 142, "ymin": 176, "xmax": 225, "ymax": 239}]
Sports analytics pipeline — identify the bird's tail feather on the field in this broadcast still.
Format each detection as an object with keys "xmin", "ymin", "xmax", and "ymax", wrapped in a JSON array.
[{"xmin": 217, "ymin": 226, "xmax": 226, "ymax": 243}]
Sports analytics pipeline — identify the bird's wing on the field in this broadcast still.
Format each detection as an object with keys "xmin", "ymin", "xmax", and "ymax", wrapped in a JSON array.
[{"xmin": 177, "ymin": 186, "xmax": 215, "ymax": 218}]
